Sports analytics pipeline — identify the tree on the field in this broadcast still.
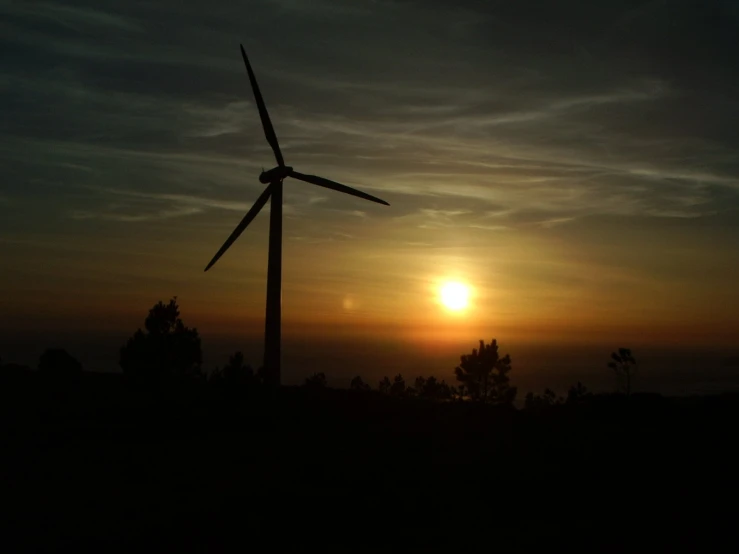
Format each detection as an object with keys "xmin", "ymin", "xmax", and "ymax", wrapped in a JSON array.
[
  {"xmin": 414, "ymin": 376, "xmax": 452, "ymax": 401},
  {"xmin": 211, "ymin": 351, "xmax": 254, "ymax": 385},
  {"xmin": 378, "ymin": 374, "xmax": 407, "ymax": 397},
  {"xmin": 37, "ymin": 348, "xmax": 82, "ymax": 378},
  {"xmin": 454, "ymin": 339, "xmax": 517, "ymax": 405},
  {"xmin": 451, "ymin": 384, "xmax": 465, "ymax": 401},
  {"xmin": 119, "ymin": 297, "xmax": 202, "ymax": 382},
  {"xmin": 566, "ymin": 381, "xmax": 591, "ymax": 405},
  {"xmin": 390, "ymin": 374, "xmax": 406, "ymax": 397},
  {"xmin": 524, "ymin": 388, "xmax": 562, "ymax": 411},
  {"xmin": 414, "ymin": 376, "xmax": 426, "ymax": 396},
  {"xmin": 608, "ymin": 348, "xmax": 637, "ymax": 396},
  {"xmin": 350, "ymin": 376, "xmax": 371, "ymax": 391},
  {"xmin": 224, "ymin": 351, "xmax": 253, "ymax": 383},
  {"xmin": 255, "ymin": 365, "xmax": 268, "ymax": 385},
  {"xmin": 304, "ymin": 372, "xmax": 327, "ymax": 389}
]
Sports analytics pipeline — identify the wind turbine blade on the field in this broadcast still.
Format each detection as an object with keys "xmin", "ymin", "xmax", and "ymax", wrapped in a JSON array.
[
  {"xmin": 288, "ymin": 170, "xmax": 390, "ymax": 206},
  {"xmin": 204, "ymin": 184, "xmax": 272, "ymax": 272},
  {"xmin": 240, "ymin": 44, "xmax": 284, "ymax": 167}
]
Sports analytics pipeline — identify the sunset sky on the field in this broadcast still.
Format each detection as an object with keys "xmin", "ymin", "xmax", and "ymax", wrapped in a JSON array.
[{"xmin": 2, "ymin": 0, "xmax": 738, "ymax": 391}]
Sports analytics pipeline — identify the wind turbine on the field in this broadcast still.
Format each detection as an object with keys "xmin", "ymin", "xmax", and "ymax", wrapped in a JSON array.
[{"xmin": 204, "ymin": 45, "xmax": 390, "ymax": 386}]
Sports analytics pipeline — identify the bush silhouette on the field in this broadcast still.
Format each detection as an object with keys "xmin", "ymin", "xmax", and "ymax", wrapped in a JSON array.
[
  {"xmin": 210, "ymin": 351, "xmax": 254, "ymax": 385},
  {"xmin": 304, "ymin": 372, "xmax": 327, "ymax": 389},
  {"xmin": 350, "ymin": 375, "xmax": 371, "ymax": 391},
  {"xmin": 566, "ymin": 381, "xmax": 591, "ymax": 404},
  {"xmin": 37, "ymin": 348, "xmax": 82, "ymax": 378},
  {"xmin": 119, "ymin": 297, "xmax": 202, "ymax": 382},
  {"xmin": 455, "ymin": 339, "xmax": 517, "ymax": 405},
  {"xmin": 524, "ymin": 388, "xmax": 562, "ymax": 411}
]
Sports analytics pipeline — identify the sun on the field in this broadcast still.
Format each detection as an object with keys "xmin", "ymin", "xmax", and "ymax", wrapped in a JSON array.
[{"xmin": 440, "ymin": 281, "xmax": 470, "ymax": 311}]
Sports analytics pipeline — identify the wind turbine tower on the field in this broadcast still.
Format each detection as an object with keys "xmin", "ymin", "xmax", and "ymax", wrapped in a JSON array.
[{"xmin": 204, "ymin": 45, "xmax": 389, "ymax": 386}]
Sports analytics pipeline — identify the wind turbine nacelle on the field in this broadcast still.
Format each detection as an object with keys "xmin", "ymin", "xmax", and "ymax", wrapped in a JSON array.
[{"xmin": 259, "ymin": 166, "xmax": 293, "ymax": 183}]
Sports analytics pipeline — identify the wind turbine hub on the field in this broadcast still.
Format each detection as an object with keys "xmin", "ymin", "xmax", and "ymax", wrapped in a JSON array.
[{"xmin": 259, "ymin": 165, "xmax": 293, "ymax": 183}]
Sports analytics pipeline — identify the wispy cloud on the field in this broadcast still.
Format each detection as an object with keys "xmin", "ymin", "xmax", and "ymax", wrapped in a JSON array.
[
  {"xmin": 69, "ymin": 206, "xmax": 202, "ymax": 223},
  {"xmin": 288, "ymin": 231, "xmax": 356, "ymax": 244},
  {"xmin": 1, "ymin": 0, "xmax": 739, "ymax": 341},
  {"xmin": 0, "ymin": 2, "xmax": 144, "ymax": 33},
  {"xmin": 324, "ymin": 209, "xmax": 367, "ymax": 218},
  {"xmin": 183, "ymin": 101, "xmax": 255, "ymax": 138},
  {"xmin": 67, "ymin": 184, "xmax": 316, "ymax": 223},
  {"xmin": 3, "ymin": 0, "xmax": 736, "ymax": 231},
  {"xmin": 535, "ymin": 217, "xmax": 577, "ymax": 229}
]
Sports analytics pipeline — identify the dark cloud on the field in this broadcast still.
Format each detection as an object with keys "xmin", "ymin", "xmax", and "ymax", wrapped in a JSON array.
[{"xmin": 1, "ymin": 0, "xmax": 738, "ymax": 231}]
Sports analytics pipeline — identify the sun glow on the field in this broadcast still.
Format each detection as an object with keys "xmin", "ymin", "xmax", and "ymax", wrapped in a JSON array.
[{"xmin": 440, "ymin": 281, "xmax": 470, "ymax": 312}]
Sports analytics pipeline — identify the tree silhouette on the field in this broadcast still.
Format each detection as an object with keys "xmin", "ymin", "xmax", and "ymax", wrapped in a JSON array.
[
  {"xmin": 390, "ymin": 374, "xmax": 406, "ymax": 397},
  {"xmin": 37, "ymin": 348, "xmax": 82, "ymax": 379},
  {"xmin": 454, "ymin": 339, "xmax": 516, "ymax": 405},
  {"xmin": 211, "ymin": 351, "xmax": 254, "ymax": 385},
  {"xmin": 414, "ymin": 376, "xmax": 452, "ymax": 401},
  {"xmin": 524, "ymin": 388, "xmax": 562, "ymax": 411},
  {"xmin": 608, "ymin": 348, "xmax": 637, "ymax": 396},
  {"xmin": 451, "ymin": 384, "xmax": 465, "ymax": 401},
  {"xmin": 255, "ymin": 365, "xmax": 269, "ymax": 385},
  {"xmin": 566, "ymin": 381, "xmax": 591, "ymax": 405},
  {"xmin": 304, "ymin": 372, "xmax": 327, "ymax": 389},
  {"xmin": 119, "ymin": 297, "xmax": 202, "ymax": 382},
  {"xmin": 350, "ymin": 376, "xmax": 371, "ymax": 391},
  {"xmin": 414, "ymin": 376, "xmax": 426, "ymax": 396},
  {"xmin": 378, "ymin": 374, "xmax": 407, "ymax": 396}
]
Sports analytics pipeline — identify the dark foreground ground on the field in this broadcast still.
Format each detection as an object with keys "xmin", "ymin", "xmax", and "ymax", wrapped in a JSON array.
[{"xmin": 2, "ymin": 371, "xmax": 737, "ymax": 552}]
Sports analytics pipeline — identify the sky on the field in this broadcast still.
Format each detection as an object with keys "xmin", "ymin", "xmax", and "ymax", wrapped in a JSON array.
[{"xmin": 1, "ymin": 0, "xmax": 739, "ymax": 393}]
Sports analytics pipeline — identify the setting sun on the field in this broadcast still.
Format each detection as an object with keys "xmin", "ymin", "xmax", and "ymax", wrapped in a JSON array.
[{"xmin": 440, "ymin": 282, "xmax": 470, "ymax": 311}]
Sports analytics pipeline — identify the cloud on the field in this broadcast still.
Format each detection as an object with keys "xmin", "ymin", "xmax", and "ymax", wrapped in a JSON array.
[
  {"xmin": 288, "ymin": 231, "xmax": 356, "ymax": 244},
  {"xmin": 183, "ymin": 101, "xmax": 255, "ymax": 138},
  {"xmin": 0, "ymin": 2, "xmax": 144, "ymax": 33},
  {"xmin": 1, "ymin": 0, "xmax": 738, "ymax": 238},
  {"xmin": 393, "ymin": 207, "xmax": 512, "ymax": 232},
  {"xmin": 535, "ymin": 217, "xmax": 577, "ymax": 229},
  {"xmin": 69, "ymin": 206, "xmax": 202, "ymax": 222},
  {"xmin": 69, "ymin": 185, "xmax": 309, "ymax": 221}
]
